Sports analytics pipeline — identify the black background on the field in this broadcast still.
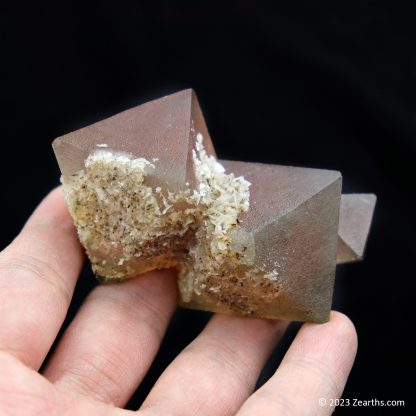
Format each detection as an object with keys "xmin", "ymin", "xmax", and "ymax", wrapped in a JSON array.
[{"xmin": 1, "ymin": 1, "xmax": 414, "ymax": 414}]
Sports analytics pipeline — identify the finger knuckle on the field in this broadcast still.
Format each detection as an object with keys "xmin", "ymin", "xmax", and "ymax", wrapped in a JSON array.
[{"xmin": 0, "ymin": 254, "xmax": 71, "ymax": 304}]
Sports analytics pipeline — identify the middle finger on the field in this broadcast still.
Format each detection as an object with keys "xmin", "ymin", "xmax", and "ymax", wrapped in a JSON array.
[
  {"xmin": 43, "ymin": 269, "xmax": 178, "ymax": 407},
  {"xmin": 139, "ymin": 314, "xmax": 288, "ymax": 416}
]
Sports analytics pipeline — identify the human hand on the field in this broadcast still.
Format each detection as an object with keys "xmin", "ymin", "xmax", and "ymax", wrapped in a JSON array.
[{"xmin": 0, "ymin": 188, "xmax": 357, "ymax": 415}]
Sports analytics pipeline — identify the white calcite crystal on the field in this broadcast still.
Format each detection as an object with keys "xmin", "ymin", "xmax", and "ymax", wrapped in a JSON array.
[{"xmin": 62, "ymin": 134, "xmax": 253, "ymax": 305}]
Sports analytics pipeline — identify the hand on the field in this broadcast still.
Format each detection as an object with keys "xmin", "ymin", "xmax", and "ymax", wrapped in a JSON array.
[{"xmin": 0, "ymin": 188, "xmax": 357, "ymax": 415}]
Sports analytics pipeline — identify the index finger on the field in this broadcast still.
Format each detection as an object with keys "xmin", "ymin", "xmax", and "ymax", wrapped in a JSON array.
[{"xmin": 0, "ymin": 187, "xmax": 84, "ymax": 369}]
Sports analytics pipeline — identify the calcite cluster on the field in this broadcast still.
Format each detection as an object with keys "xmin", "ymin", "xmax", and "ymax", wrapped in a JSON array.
[{"xmin": 53, "ymin": 90, "xmax": 376, "ymax": 322}]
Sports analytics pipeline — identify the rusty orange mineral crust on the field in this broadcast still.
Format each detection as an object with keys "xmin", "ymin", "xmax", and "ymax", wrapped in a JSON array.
[{"xmin": 53, "ymin": 89, "xmax": 376, "ymax": 323}]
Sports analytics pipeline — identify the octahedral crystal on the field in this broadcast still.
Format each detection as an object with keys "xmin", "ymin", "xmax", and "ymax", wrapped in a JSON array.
[
  {"xmin": 53, "ymin": 89, "xmax": 215, "ymax": 192},
  {"xmin": 52, "ymin": 89, "xmax": 376, "ymax": 323},
  {"xmin": 337, "ymin": 194, "xmax": 377, "ymax": 264}
]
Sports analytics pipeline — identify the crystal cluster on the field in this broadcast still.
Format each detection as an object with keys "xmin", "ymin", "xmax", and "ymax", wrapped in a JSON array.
[{"xmin": 53, "ymin": 89, "xmax": 376, "ymax": 322}]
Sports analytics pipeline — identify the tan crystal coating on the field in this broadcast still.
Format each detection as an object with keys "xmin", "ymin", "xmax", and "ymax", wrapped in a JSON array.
[{"xmin": 337, "ymin": 194, "xmax": 377, "ymax": 264}]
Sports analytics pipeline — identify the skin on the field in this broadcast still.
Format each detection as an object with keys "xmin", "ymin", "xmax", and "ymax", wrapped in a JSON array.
[{"xmin": 0, "ymin": 188, "xmax": 358, "ymax": 415}]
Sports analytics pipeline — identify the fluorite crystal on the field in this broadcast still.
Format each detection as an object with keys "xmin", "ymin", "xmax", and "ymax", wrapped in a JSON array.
[
  {"xmin": 53, "ymin": 89, "xmax": 215, "ymax": 192},
  {"xmin": 53, "ymin": 89, "xmax": 376, "ymax": 323},
  {"xmin": 337, "ymin": 194, "xmax": 377, "ymax": 264}
]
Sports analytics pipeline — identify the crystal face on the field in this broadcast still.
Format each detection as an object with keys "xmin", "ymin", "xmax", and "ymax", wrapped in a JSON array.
[
  {"xmin": 183, "ymin": 160, "xmax": 342, "ymax": 322},
  {"xmin": 53, "ymin": 89, "xmax": 376, "ymax": 323},
  {"xmin": 53, "ymin": 89, "xmax": 216, "ymax": 192},
  {"xmin": 337, "ymin": 194, "xmax": 377, "ymax": 264}
]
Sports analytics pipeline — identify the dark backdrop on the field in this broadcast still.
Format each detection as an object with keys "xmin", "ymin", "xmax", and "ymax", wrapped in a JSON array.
[{"xmin": 1, "ymin": 1, "xmax": 414, "ymax": 414}]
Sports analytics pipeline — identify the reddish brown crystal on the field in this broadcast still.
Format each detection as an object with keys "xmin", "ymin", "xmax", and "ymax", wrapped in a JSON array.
[
  {"xmin": 53, "ymin": 89, "xmax": 215, "ymax": 192},
  {"xmin": 52, "ymin": 89, "xmax": 376, "ymax": 323},
  {"xmin": 183, "ymin": 160, "xmax": 342, "ymax": 322},
  {"xmin": 337, "ymin": 194, "xmax": 377, "ymax": 264}
]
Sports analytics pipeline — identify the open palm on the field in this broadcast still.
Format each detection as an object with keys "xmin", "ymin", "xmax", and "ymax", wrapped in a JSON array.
[{"xmin": 0, "ymin": 188, "xmax": 357, "ymax": 415}]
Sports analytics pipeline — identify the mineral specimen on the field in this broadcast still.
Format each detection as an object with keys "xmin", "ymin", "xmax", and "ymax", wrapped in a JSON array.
[
  {"xmin": 337, "ymin": 194, "xmax": 377, "ymax": 264},
  {"xmin": 53, "ymin": 89, "xmax": 376, "ymax": 323}
]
